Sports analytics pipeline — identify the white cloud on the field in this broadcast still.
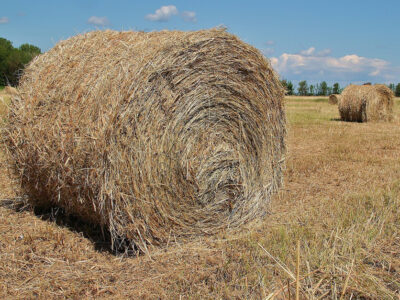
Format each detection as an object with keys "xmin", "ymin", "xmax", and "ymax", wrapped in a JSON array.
[
  {"xmin": 270, "ymin": 47, "xmax": 399, "ymax": 83},
  {"xmin": 146, "ymin": 5, "xmax": 178, "ymax": 22},
  {"xmin": 299, "ymin": 47, "xmax": 315, "ymax": 56},
  {"xmin": 87, "ymin": 16, "xmax": 110, "ymax": 26},
  {"xmin": 299, "ymin": 47, "xmax": 331, "ymax": 57},
  {"xmin": 0, "ymin": 17, "xmax": 9, "ymax": 24},
  {"xmin": 266, "ymin": 40, "xmax": 274, "ymax": 46},
  {"xmin": 262, "ymin": 48, "xmax": 274, "ymax": 56},
  {"xmin": 316, "ymin": 49, "xmax": 331, "ymax": 57},
  {"xmin": 182, "ymin": 11, "xmax": 196, "ymax": 22}
]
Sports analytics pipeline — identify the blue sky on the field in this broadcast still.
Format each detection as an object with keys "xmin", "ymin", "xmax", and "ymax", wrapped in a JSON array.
[{"xmin": 1, "ymin": 0, "xmax": 400, "ymax": 86}]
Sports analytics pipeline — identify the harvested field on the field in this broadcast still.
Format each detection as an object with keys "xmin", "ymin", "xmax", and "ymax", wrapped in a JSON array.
[{"xmin": 1, "ymin": 96, "xmax": 400, "ymax": 298}]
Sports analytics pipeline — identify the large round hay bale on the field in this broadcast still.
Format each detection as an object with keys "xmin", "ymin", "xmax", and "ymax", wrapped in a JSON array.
[
  {"xmin": 338, "ymin": 84, "xmax": 394, "ymax": 122},
  {"xmin": 3, "ymin": 29, "xmax": 286, "ymax": 251},
  {"xmin": 328, "ymin": 94, "xmax": 340, "ymax": 105}
]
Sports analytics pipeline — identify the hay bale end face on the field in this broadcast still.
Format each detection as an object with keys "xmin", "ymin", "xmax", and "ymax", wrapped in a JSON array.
[
  {"xmin": 338, "ymin": 84, "xmax": 394, "ymax": 122},
  {"xmin": 4, "ymin": 29, "xmax": 286, "ymax": 251},
  {"xmin": 328, "ymin": 94, "xmax": 340, "ymax": 105}
]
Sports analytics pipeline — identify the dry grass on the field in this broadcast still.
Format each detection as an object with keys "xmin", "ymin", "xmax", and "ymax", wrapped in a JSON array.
[
  {"xmin": 4, "ymin": 86, "xmax": 18, "ymax": 97},
  {"xmin": 0, "ymin": 96, "xmax": 399, "ymax": 298},
  {"xmin": 3, "ymin": 29, "xmax": 286, "ymax": 252},
  {"xmin": 0, "ymin": 91, "xmax": 11, "ymax": 123}
]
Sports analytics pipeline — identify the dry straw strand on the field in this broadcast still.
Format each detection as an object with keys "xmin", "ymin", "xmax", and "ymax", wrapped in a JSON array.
[
  {"xmin": 338, "ymin": 84, "xmax": 393, "ymax": 122},
  {"xmin": 3, "ymin": 29, "xmax": 286, "ymax": 252},
  {"xmin": 296, "ymin": 240, "xmax": 300, "ymax": 300}
]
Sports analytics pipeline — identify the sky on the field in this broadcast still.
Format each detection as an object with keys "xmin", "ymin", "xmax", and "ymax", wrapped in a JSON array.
[{"xmin": 1, "ymin": 0, "xmax": 400, "ymax": 87}]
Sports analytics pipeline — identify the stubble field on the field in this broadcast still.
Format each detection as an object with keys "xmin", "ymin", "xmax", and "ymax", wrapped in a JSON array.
[{"xmin": 1, "ymin": 96, "xmax": 399, "ymax": 299}]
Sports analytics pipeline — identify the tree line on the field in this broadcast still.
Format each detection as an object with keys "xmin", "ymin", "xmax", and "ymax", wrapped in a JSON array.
[
  {"xmin": 281, "ymin": 80, "xmax": 342, "ymax": 96},
  {"xmin": 388, "ymin": 83, "xmax": 400, "ymax": 97},
  {"xmin": 0, "ymin": 37, "xmax": 41, "ymax": 86},
  {"xmin": 281, "ymin": 79, "xmax": 400, "ymax": 97}
]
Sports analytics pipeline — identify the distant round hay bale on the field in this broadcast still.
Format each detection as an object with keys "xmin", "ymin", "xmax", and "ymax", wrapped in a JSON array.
[
  {"xmin": 338, "ymin": 84, "xmax": 394, "ymax": 122},
  {"xmin": 328, "ymin": 94, "xmax": 340, "ymax": 105},
  {"xmin": 3, "ymin": 29, "xmax": 286, "ymax": 251}
]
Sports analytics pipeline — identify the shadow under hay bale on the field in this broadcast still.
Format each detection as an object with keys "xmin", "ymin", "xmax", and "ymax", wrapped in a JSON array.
[
  {"xmin": 338, "ymin": 84, "xmax": 394, "ymax": 122},
  {"xmin": 0, "ymin": 197, "xmax": 132, "ymax": 254},
  {"xmin": 3, "ymin": 29, "xmax": 286, "ymax": 252}
]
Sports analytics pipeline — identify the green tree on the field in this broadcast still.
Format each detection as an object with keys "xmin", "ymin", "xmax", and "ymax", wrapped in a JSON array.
[
  {"xmin": 286, "ymin": 81, "xmax": 294, "ymax": 95},
  {"xmin": 318, "ymin": 81, "xmax": 328, "ymax": 96},
  {"xmin": 0, "ymin": 38, "xmax": 41, "ymax": 86},
  {"xmin": 6, "ymin": 49, "xmax": 26, "ymax": 85},
  {"xmin": 332, "ymin": 82, "xmax": 340, "ymax": 94},
  {"xmin": 19, "ymin": 43, "xmax": 41, "ymax": 54},
  {"xmin": 309, "ymin": 84, "xmax": 315, "ymax": 96},
  {"xmin": 281, "ymin": 79, "xmax": 288, "ymax": 91},
  {"xmin": 297, "ymin": 80, "xmax": 308, "ymax": 96},
  {"xmin": 388, "ymin": 83, "xmax": 395, "ymax": 92},
  {"xmin": 0, "ymin": 38, "xmax": 13, "ymax": 85},
  {"xmin": 280, "ymin": 79, "xmax": 294, "ymax": 95},
  {"xmin": 395, "ymin": 83, "xmax": 400, "ymax": 97},
  {"xmin": 0, "ymin": 38, "xmax": 13, "ymax": 60}
]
